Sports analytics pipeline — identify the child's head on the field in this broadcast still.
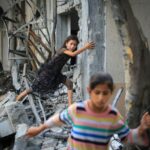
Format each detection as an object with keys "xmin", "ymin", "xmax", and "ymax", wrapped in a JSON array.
[
  {"xmin": 89, "ymin": 72, "xmax": 114, "ymax": 92},
  {"xmin": 62, "ymin": 35, "xmax": 79, "ymax": 51},
  {"xmin": 87, "ymin": 72, "xmax": 114, "ymax": 112}
]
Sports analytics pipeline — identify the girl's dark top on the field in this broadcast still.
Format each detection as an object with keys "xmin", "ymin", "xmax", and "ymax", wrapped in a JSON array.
[{"xmin": 31, "ymin": 48, "xmax": 71, "ymax": 94}]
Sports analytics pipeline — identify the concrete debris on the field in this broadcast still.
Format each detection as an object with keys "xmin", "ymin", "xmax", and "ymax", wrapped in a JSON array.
[
  {"xmin": 0, "ymin": 62, "xmax": 76, "ymax": 149},
  {"xmin": 0, "ymin": 97, "xmax": 30, "ymax": 138},
  {"xmin": 15, "ymin": 124, "xmax": 28, "ymax": 140},
  {"xmin": 13, "ymin": 124, "xmax": 42, "ymax": 150},
  {"xmin": 0, "ymin": 72, "xmax": 15, "ymax": 96},
  {"xmin": 11, "ymin": 64, "xmax": 21, "ymax": 91}
]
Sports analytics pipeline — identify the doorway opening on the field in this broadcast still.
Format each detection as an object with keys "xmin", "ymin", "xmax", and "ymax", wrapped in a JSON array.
[{"xmin": 70, "ymin": 8, "xmax": 79, "ymax": 65}]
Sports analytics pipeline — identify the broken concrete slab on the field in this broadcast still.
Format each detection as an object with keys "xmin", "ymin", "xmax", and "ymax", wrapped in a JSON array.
[
  {"xmin": 15, "ymin": 124, "xmax": 28, "ymax": 140},
  {"xmin": 0, "ymin": 97, "xmax": 30, "ymax": 138},
  {"xmin": 13, "ymin": 123, "xmax": 42, "ymax": 150}
]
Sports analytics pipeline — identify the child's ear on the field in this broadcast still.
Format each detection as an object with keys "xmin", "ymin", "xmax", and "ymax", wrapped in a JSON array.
[{"xmin": 87, "ymin": 86, "xmax": 91, "ymax": 94}]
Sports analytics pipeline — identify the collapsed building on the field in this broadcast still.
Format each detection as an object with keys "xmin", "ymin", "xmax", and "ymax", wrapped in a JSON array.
[{"xmin": 0, "ymin": 0, "xmax": 150, "ymax": 150}]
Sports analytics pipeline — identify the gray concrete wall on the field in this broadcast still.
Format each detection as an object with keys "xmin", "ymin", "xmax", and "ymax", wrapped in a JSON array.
[
  {"xmin": 78, "ymin": 0, "xmax": 106, "ymax": 100},
  {"xmin": 105, "ymin": 0, "xmax": 150, "ymax": 84},
  {"xmin": 105, "ymin": 0, "xmax": 150, "ymax": 115},
  {"xmin": 0, "ymin": 32, "xmax": 2, "ymax": 63},
  {"xmin": 2, "ymin": 32, "xmax": 11, "ymax": 71},
  {"xmin": 56, "ymin": 15, "xmax": 70, "ymax": 50},
  {"xmin": 105, "ymin": 0, "xmax": 125, "ymax": 83},
  {"xmin": 77, "ymin": 0, "xmax": 90, "ymax": 100},
  {"xmin": 129, "ymin": 0, "xmax": 150, "ymax": 48},
  {"xmin": 0, "ymin": 0, "xmax": 11, "ymax": 71},
  {"xmin": 105, "ymin": 1, "xmax": 126, "ymax": 113}
]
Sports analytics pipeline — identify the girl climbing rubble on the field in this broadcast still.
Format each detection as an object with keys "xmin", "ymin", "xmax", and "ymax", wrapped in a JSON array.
[{"xmin": 16, "ymin": 35, "xmax": 95, "ymax": 106}]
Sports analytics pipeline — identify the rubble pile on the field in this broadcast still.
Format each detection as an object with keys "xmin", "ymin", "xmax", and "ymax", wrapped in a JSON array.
[{"xmin": 0, "ymin": 63, "xmax": 79, "ymax": 150}]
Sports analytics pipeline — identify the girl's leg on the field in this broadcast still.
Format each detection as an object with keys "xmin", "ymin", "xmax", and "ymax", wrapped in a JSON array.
[
  {"xmin": 16, "ymin": 88, "xmax": 32, "ymax": 101},
  {"xmin": 64, "ymin": 79, "xmax": 73, "ymax": 106},
  {"xmin": 67, "ymin": 90, "xmax": 73, "ymax": 106}
]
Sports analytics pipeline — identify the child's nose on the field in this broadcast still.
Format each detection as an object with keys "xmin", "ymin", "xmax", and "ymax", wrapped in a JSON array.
[{"xmin": 99, "ymin": 94, "xmax": 105, "ymax": 101}]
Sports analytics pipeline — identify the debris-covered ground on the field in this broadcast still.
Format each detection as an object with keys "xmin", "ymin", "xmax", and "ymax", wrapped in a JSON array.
[
  {"xmin": 0, "ymin": 65, "xmax": 126, "ymax": 150},
  {"xmin": 0, "ymin": 1, "xmax": 82, "ymax": 148},
  {"xmin": 0, "ymin": 63, "xmax": 80, "ymax": 150}
]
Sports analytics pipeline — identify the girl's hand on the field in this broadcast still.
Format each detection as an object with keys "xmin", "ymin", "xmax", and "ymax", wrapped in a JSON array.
[
  {"xmin": 84, "ymin": 42, "xmax": 95, "ymax": 49},
  {"xmin": 140, "ymin": 112, "xmax": 150, "ymax": 131}
]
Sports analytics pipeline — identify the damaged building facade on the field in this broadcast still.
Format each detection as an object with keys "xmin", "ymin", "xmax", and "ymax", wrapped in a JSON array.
[{"xmin": 0, "ymin": 0, "xmax": 150, "ymax": 149}]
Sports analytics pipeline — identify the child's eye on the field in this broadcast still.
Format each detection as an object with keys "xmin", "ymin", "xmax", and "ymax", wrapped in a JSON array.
[
  {"xmin": 102, "ymin": 91, "xmax": 109, "ymax": 95},
  {"xmin": 95, "ymin": 91, "xmax": 100, "ymax": 95}
]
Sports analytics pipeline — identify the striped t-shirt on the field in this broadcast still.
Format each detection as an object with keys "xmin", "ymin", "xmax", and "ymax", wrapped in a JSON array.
[{"xmin": 59, "ymin": 101, "xmax": 149, "ymax": 150}]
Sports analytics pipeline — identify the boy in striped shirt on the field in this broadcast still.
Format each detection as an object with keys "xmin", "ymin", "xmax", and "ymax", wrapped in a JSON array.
[{"xmin": 26, "ymin": 72, "xmax": 150, "ymax": 150}]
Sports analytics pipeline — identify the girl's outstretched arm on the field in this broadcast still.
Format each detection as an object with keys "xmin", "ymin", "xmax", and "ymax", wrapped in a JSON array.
[
  {"xmin": 26, "ymin": 113, "xmax": 64, "ymax": 137},
  {"xmin": 64, "ymin": 42, "xmax": 95, "ymax": 57}
]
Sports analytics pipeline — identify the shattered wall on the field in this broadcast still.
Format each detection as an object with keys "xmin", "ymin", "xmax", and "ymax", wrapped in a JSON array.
[{"xmin": 76, "ymin": 0, "xmax": 106, "ymax": 100}]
